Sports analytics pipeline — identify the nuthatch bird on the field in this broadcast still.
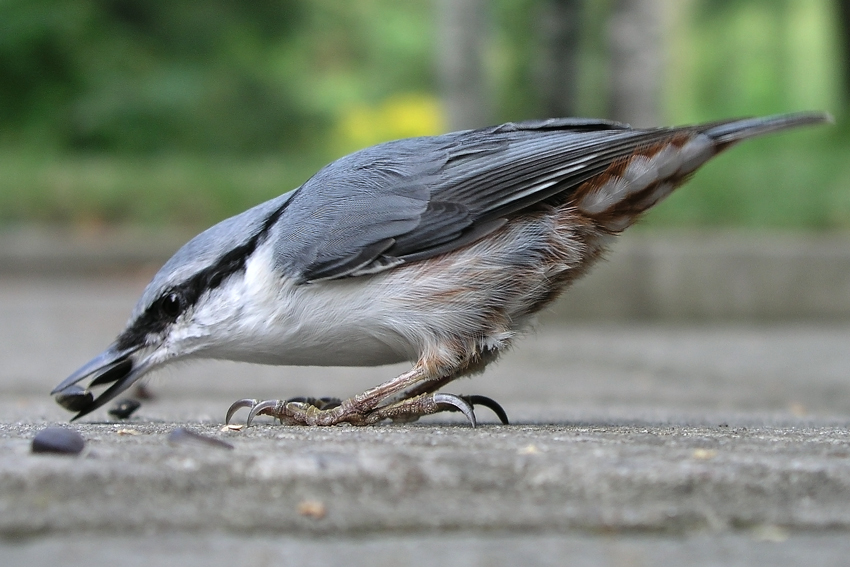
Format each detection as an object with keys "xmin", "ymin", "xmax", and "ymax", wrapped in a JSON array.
[{"xmin": 53, "ymin": 112, "xmax": 829, "ymax": 426}]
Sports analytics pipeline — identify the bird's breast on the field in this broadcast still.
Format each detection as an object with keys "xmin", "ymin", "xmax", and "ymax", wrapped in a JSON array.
[
  {"xmin": 202, "ymin": 246, "xmax": 418, "ymax": 367},
  {"xmin": 204, "ymin": 207, "xmax": 610, "ymax": 369}
]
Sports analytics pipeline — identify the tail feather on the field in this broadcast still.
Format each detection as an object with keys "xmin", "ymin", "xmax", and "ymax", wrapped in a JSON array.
[
  {"xmin": 701, "ymin": 111, "xmax": 833, "ymax": 145},
  {"xmin": 574, "ymin": 111, "xmax": 832, "ymax": 232}
]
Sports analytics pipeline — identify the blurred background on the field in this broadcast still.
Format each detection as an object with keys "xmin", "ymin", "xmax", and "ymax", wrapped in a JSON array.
[{"xmin": 0, "ymin": 0, "xmax": 846, "ymax": 232}]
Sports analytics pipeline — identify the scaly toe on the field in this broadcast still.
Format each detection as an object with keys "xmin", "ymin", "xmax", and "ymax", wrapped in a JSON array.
[
  {"xmin": 363, "ymin": 392, "xmax": 478, "ymax": 427},
  {"xmin": 226, "ymin": 396, "xmax": 351, "ymax": 427},
  {"xmin": 246, "ymin": 399, "xmax": 284, "ymax": 426}
]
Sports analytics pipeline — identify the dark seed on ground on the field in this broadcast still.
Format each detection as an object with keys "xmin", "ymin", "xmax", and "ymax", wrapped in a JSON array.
[
  {"xmin": 108, "ymin": 399, "xmax": 141, "ymax": 419},
  {"xmin": 54, "ymin": 386, "xmax": 93, "ymax": 413},
  {"xmin": 167, "ymin": 427, "xmax": 234, "ymax": 450},
  {"xmin": 32, "ymin": 427, "xmax": 85, "ymax": 455}
]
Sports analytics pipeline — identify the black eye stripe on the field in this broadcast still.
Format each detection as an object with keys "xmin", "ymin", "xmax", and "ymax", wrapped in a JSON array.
[{"xmin": 115, "ymin": 200, "xmax": 291, "ymax": 351}]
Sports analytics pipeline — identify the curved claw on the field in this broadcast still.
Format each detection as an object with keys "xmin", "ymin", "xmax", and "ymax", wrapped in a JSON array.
[
  {"xmin": 465, "ymin": 395, "xmax": 510, "ymax": 425},
  {"xmin": 433, "ymin": 393, "xmax": 477, "ymax": 428},
  {"xmin": 225, "ymin": 398, "xmax": 257, "ymax": 425},
  {"xmin": 246, "ymin": 399, "xmax": 281, "ymax": 427}
]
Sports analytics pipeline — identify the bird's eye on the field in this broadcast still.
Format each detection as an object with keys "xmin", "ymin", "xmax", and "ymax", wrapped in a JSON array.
[{"xmin": 159, "ymin": 292, "xmax": 183, "ymax": 319}]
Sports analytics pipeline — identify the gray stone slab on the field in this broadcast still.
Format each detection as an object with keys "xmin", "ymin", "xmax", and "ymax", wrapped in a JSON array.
[
  {"xmin": 0, "ymin": 226, "xmax": 188, "ymax": 277},
  {"xmin": 3, "ymin": 418, "xmax": 850, "ymax": 537},
  {"xmin": 547, "ymin": 231, "xmax": 850, "ymax": 321},
  {"xmin": 5, "ymin": 531, "xmax": 850, "ymax": 567}
]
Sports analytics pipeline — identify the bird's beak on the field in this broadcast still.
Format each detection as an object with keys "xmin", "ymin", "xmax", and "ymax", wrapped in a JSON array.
[{"xmin": 51, "ymin": 342, "xmax": 152, "ymax": 421}]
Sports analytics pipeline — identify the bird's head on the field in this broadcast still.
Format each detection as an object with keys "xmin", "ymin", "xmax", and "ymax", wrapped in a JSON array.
[{"xmin": 51, "ymin": 193, "xmax": 294, "ymax": 420}]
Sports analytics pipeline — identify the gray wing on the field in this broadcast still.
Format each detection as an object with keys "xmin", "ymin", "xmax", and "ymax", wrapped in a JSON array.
[{"xmin": 271, "ymin": 118, "xmax": 681, "ymax": 282}]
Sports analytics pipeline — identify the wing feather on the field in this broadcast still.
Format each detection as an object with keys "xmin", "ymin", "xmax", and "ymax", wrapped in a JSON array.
[
  {"xmin": 269, "ymin": 114, "xmax": 824, "ymax": 282},
  {"xmin": 273, "ymin": 119, "xmax": 637, "ymax": 282}
]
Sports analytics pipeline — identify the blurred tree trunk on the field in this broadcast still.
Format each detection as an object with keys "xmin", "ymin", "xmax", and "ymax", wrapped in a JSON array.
[
  {"xmin": 436, "ymin": 0, "xmax": 491, "ymax": 130},
  {"xmin": 839, "ymin": 0, "xmax": 850, "ymax": 104},
  {"xmin": 607, "ymin": 0, "xmax": 664, "ymax": 127},
  {"xmin": 536, "ymin": 0, "xmax": 583, "ymax": 117}
]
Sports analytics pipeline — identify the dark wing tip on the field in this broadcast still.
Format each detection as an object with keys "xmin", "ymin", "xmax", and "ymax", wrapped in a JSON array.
[{"xmin": 702, "ymin": 111, "xmax": 833, "ymax": 144}]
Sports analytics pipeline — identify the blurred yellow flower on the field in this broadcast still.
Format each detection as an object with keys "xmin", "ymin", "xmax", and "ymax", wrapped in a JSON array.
[{"xmin": 333, "ymin": 93, "xmax": 446, "ymax": 155}]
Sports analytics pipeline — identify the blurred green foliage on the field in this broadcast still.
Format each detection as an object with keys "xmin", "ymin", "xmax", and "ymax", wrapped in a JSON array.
[
  {"xmin": 665, "ymin": 0, "xmax": 842, "ymax": 122},
  {"xmin": 0, "ymin": 0, "xmax": 846, "ymax": 229},
  {"xmin": 0, "ymin": 0, "xmax": 437, "ymax": 154},
  {"xmin": 1, "ymin": 0, "xmax": 311, "ymax": 152}
]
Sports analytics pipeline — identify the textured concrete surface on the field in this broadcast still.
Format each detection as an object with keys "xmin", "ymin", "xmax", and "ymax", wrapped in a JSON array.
[
  {"xmin": 6, "ymin": 531, "xmax": 850, "ymax": 567},
  {"xmin": 3, "ymin": 418, "xmax": 850, "ymax": 536},
  {"xmin": 2, "ymin": 232, "xmax": 850, "ymax": 565}
]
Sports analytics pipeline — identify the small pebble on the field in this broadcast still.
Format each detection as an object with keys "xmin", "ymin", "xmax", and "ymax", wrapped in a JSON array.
[
  {"xmin": 108, "ymin": 399, "xmax": 141, "ymax": 419},
  {"xmin": 167, "ymin": 427, "xmax": 234, "ymax": 450},
  {"xmin": 54, "ymin": 386, "xmax": 93, "ymax": 413},
  {"xmin": 32, "ymin": 427, "xmax": 85, "ymax": 455}
]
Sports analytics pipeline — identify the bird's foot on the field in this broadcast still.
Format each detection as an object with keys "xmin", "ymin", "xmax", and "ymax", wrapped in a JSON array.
[
  {"xmin": 366, "ymin": 393, "xmax": 510, "ymax": 426},
  {"xmin": 226, "ymin": 393, "xmax": 509, "ymax": 427}
]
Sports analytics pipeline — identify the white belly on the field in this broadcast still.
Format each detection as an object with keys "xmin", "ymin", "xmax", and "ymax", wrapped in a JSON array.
[
  {"xmin": 189, "ymin": 208, "xmax": 605, "ymax": 370},
  {"xmin": 192, "ymin": 244, "xmax": 420, "ymax": 367}
]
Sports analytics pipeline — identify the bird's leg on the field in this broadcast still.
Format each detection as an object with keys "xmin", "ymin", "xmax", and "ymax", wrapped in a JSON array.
[
  {"xmin": 227, "ymin": 345, "xmax": 511, "ymax": 426},
  {"xmin": 228, "ymin": 364, "xmax": 438, "ymax": 426},
  {"xmin": 384, "ymin": 346, "xmax": 509, "ymax": 424},
  {"xmin": 227, "ymin": 365, "xmax": 509, "ymax": 427}
]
